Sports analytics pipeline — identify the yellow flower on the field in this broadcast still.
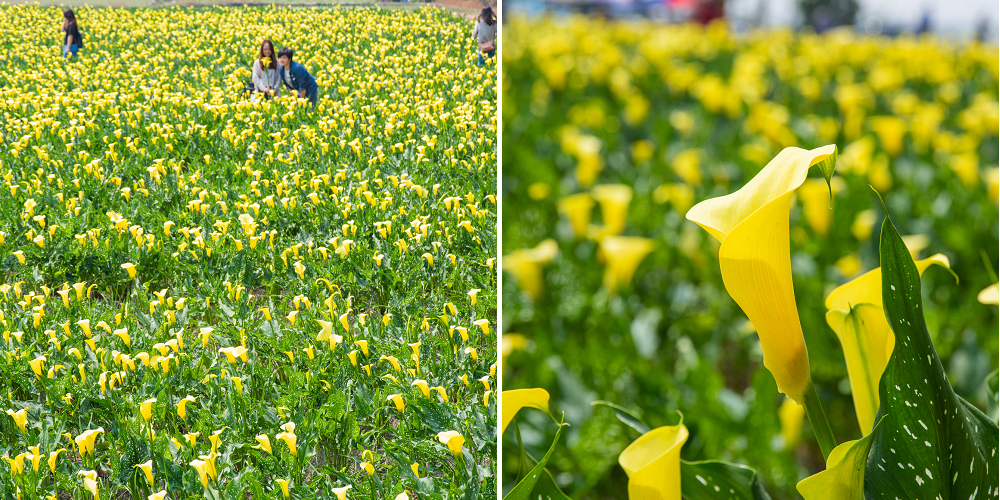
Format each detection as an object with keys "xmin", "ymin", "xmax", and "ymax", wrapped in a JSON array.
[
  {"xmin": 686, "ymin": 145, "xmax": 837, "ymax": 403},
  {"xmin": 619, "ymin": 423, "xmax": 689, "ymax": 500},
  {"xmin": 74, "ymin": 427, "xmax": 105, "ymax": 457},
  {"xmin": 501, "ymin": 388, "xmax": 550, "ymax": 433},
  {"xmin": 140, "ymin": 398, "xmax": 157, "ymax": 423},
  {"xmin": 436, "ymin": 430, "xmax": 465, "ymax": 455},
  {"xmin": 779, "ymin": 397, "xmax": 805, "ymax": 450},
  {"xmin": 294, "ymin": 261, "xmax": 306, "ymax": 280},
  {"xmin": 276, "ymin": 422, "xmax": 297, "ymax": 455},
  {"xmin": 387, "ymin": 394, "xmax": 405, "ymax": 413},
  {"xmin": 256, "ymin": 434, "xmax": 272, "ymax": 454},
  {"xmin": 467, "ymin": 288, "xmax": 480, "ymax": 306},
  {"xmin": 825, "ymin": 253, "xmax": 951, "ymax": 433},
  {"xmin": 591, "ymin": 184, "xmax": 633, "ymax": 235},
  {"xmin": 177, "ymin": 395, "xmax": 196, "ymax": 421},
  {"xmin": 28, "ymin": 355, "xmax": 46, "ymax": 378},
  {"xmin": 411, "ymin": 379, "xmax": 430, "ymax": 397},
  {"xmin": 121, "ymin": 263, "xmax": 137, "ymax": 278},
  {"xmin": 114, "ymin": 328, "xmax": 131, "ymax": 347},
  {"xmin": 83, "ymin": 475, "xmax": 101, "ymax": 500},
  {"xmin": 355, "ymin": 340, "xmax": 369, "ymax": 356},
  {"xmin": 219, "ymin": 346, "xmax": 249, "ymax": 364},
  {"xmin": 6, "ymin": 408, "xmax": 27, "ymax": 432},
  {"xmin": 502, "ymin": 239, "xmax": 558, "ymax": 300},
  {"xmin": 332, "ymin": 485, "xmax": 352, "ymax": 500},
  {"xmin": 599, "ymin": 236, "xmax": 654, "ymax": 292},
  {"xmin": 473, "ymin": 318, "xmax": 491, "ymax": 335},
  {"xmin": 148, "ymin": 491, "xmax": 168, "ymax": 500},
  {"xmin": 134, "ymin": 460, "xmax": 154, "ymax": 486},
  {"xmin": 978, "ymin": 283, "xmax": 999, "ymax": 305},
  {"xmin": 47, "ymin": 449, "xmax": 65, "ymax": 473},
  {"xmin": 189, "ymin": 459, "xmax": 210, "ymax": 488},
  {"xmin": 557, "ymin": 192, "xmax": 595, "ymax": 238},
  {"xmin": 276, "ymin": 478, "xmax": 290, "ymax": 497}
]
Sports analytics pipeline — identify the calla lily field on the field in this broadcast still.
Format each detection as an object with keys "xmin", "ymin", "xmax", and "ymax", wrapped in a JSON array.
[
  {"xmin": 0, "ymin": 4, "xmax": 497, "ymax": 499},
  {"xmin": 501, "ymin": 16, "xmax": 998, "ymax": 500}
]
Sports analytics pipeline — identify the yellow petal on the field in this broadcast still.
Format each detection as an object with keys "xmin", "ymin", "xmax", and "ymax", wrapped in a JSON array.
[
  {"xmin": 824, "ymin": 254, "xmax": 952, "ymax": 433},
  {"xmin": 796, "ymin": 418, "xmax": 883, "ymax": 500},
  {"xmin": 687, "ymin": 145, "xmax": 836, "ymax": 402},
  {"xmin": 978, "ymin": 283, "xmax": 999, "ymax": 305},
  {"xmin": 501, "ymin": 388, "xmax": 550, "ymax": 434},
  {"xmin": 618, "ymin": 424, "xmax": 689, "ymax": 500}
]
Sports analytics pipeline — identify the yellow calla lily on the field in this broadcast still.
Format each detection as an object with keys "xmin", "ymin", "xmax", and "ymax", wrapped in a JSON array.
[
  {"xmin": 177, "ymin": 395, "xmax": 196, "ymax": 421},
  {"xmin": 502, "ymin": 239, "xmax": 558, "ymax": 300},
  {"xmin": 135, "ymin": 460, "xmax": 154, "ymax": 486},
  {"xmin": 797, "ymin": 418, "xmax": 884, "ymax": 500},
  {"xmin": 121, "ymin": 262, "xmax": 137, "ymax": 278},
  {"xmin": 618, "ymin": 423, "xmax": 689, "ymax": 500},
  {"xmin": 139, "ymin": 398, "xmax": 157, "ymax": 423},
  {"xmin": 148, "ymin": 491, "xmax": 168, "ymax": 500},
  {"xmin": 599, "ymin": 236, "xmax": 654, "ymax": 292},
  {"xmin": 591, "ymin": 184, "xmax": 633, "ymax": 235},
  {"xmin": 501, "ymin": 388, "xmax": 550, "ymax": 433},
  {"xmin": 5, "ymin": 408, "xmax": 27, "ymax": 432},
  {"xmin": 276, "ymin": 478, "xmax": 291, "ymax": 497},
  {"xmin": 979, "ymin": 283, "xmax": 998, "ymax": 305},
  {"xmin": 256, "ymin": 434, "xmax": 272, "ymax": 454},
  {"xmin": 436, "ymin": 430, "xmax": 465, "ymax": 455},
  {"xmin": 825, "ymin": 253, "xmax": 951, "ymax": 433},
  {"xmin": 387, "ymin": 393, "xmax": 405, "ymax": 413},
  {"xmin": 332, "ymin": 485, "xmax": 352, "ymax": 500},
  {"xmin": 557, "ymin": 192, "xmax": 595, "ymax": 238},
  {"xmin": 778, "ymin": 397, "xmax": 805, "ymax": 450},
  {"xmin": 686, "ymin": 144, "xmax": 836, "ymax": 403}
]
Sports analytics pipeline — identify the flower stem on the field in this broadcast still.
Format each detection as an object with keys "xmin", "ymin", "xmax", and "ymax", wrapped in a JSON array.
[{"xmin": 802, "ymin": 379, "xmax": 836, "ymax": 461}]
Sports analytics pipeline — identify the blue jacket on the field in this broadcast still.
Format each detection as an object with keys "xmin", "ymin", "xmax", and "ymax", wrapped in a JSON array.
[{"xmin": 278, "ymin": 61, "xmax": 317, "ymax": 92}]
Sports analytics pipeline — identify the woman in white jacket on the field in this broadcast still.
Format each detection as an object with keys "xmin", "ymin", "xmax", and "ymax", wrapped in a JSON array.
[{"xmin": 252, "ymin": 39, "xmax": 280, "ymax": 101}]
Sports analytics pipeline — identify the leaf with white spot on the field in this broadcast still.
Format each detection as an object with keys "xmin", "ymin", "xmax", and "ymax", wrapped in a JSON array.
[
  {"xmin": 680, "ymin": 460, "xmax": 772, "ymax": 500},
  {"xmin": 864, "ymin": 211, "xmax": 999, "ymax": 498}
]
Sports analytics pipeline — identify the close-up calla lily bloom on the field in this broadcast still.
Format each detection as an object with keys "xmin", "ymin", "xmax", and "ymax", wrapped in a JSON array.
[
  {"xmin": 5, "ymin": 408, "xmax": 27, "ymax": 432},
  {"xmin": 685, "ymin": 144, "xmax": 837, "ymax": 404},
  {"xmin": 824, "ymin": 253, "xmax": 952, "ymax": 433},
  {"xmin": 979, "ymin": 283, "xmax": 999, "ymax": 305},
  {"xmin": 618, "ymin": 423, "xmax": 689, "ymax": 500}
]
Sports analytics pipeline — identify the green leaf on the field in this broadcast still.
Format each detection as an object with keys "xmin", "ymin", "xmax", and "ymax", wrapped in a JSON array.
[
  {"xmin": 591, "ymin": 400, "xmax": 650, "ymax": 435},
  {"xmin": 680, "ymin": 460, "xmax": 771, "ymax": 500},
  {"xmin": 864, "ymin": 212, "xmax": 999, "ymax": 497},
  {"xmin": 530, "ymin": 468, "xmax": 573, "ymax": 500},
  {"xmin": 504, "ymin": 422, "xmax": 567, "ymax": 500}
]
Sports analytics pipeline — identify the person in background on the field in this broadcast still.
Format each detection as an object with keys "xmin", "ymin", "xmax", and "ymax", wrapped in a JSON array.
[
  {"xmin": 61, "ymin": 9, "xmax": 83, "ymax": 58},
  {"xmin": 276, "ymin": 47, "xmax": 318, "ymax": 107},
  {"xmin": 252, "ymin": 39, "xmax": 281, "ymax": 101},
  {"xmin": 472, "ymin": 7, "xmax": 496, "ymax": 67}
]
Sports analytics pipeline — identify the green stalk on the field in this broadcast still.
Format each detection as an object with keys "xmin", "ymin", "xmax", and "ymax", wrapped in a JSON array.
[{"xmin": 802, "ymin": 379, "xmax": 836, "ymax": 461}]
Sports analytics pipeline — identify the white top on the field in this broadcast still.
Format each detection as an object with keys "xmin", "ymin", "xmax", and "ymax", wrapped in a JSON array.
[{"xmin": 252, "ymin": 59, "xmax": 280, "ymax": 92}]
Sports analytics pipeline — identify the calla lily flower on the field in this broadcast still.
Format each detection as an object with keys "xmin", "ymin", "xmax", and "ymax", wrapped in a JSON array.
[
  {"xmin": 148, "ymin": 491, "xmax": 167, "ymax": 500},
  {"xmin": 29, "ymin": 356, "xmax": 46, "ymax": 378},
  {"xmin": 135, "ymin": 460, "xmax": 154, "ymax": 486},
  {"xmin": 189, "ymin": 459, "xmax": 210, "ymax": 488},
  {"xmin": 5, "ymin": 408, "xmax": 27, "ymax": 432},
  {"xmin": 411, "ymin": 379, "xmax": 431, "ymax": 397},
  {"xmin": 436, "ymin": 430, "xmax": 465, "ymax": 455},
  {"xmin": 467, "ymin": 288, "xmax": 480, "ymax": 306},
  {"xmin": 276, "ymin": 478, "xmax": 291, "ymax": 497},
  {"xmin": 256, "ymin": 434, "xmax": 272, "ymax": 454},
  {"xmin": 121, "ymin": 263, "xmax": 137, "ymax": 278},
  {"xmin": 591, "ymin": 184, "xmax": 633, "ymax": 235},
  {"xmin": 48, "ymin": 449, "xmax": 64, "ymax": 473},
  {"xmin": 979, "ymin": 283, "xmax": 999, "ymax": 305},
  {"xmin": 686, "ymin": 145, "xmax": 837, "ymax": 403},
  {"xmin": 473, "ymin": 318, "xmax": 491, "ymax": 335},
  {"xmin": 74, "ymin": 427, "xmax": 104, "ymax": 456},
  {"xmin": 619, "ymin": 423, "xmax": 689, "ymax": 500},
  {"xmin": 276, "ymin": 427, "xmax": 297, "ymax": 455},
  {"xmin": 503, "ymin": 239, "xmax": 558, "ymax": 300},
  {"xmin": 219, "ymin": 346, "xmax": 248, "ymax": 364},
  {"xmin": 557, "ymin": 192, "xmax": 595, "ymax": 238},
  {"xmin": 825, "ymin": 253, "xmax": 951, "ymax": 433},
  {"xmin": 387, "ymin": 394, "xmax": 405, "ymax": 413},
  {"xmin": 599, "ymin": 236, "xmax": 654, "ymax": 292},
  {"xmin": 501, "ymin": 388, "xmax": 550, "ymax": 433},
  {"xmin": 177, "ymin": 395, "xmax": 196, "ymax": 420},
  {"xmin": 140, "ymin": 398, "xmax": 157, "ymax": 423},
  {"xmin": 332, "ymin": 485, "xmax": 352, "ymax": 500}
]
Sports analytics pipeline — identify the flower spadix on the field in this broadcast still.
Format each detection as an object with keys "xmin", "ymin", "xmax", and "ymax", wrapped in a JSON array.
[
  {"xmin": 686, "ymin": 145, "xmax": 837, "ymax": 403},
  {"xmin": 619, "ymin": 422, "xmax": 689, "ymax": 500},
  {"xmin": 824, "ymin": 253, "xmax": 951, "ymax": 434}
]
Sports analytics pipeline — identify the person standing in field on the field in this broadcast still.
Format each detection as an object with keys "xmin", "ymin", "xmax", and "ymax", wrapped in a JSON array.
[
  {"xmin": 61, "ymin": 9, "xmax": 83, "ymax": 59},
  {"xmin": 252, "ymin": 39, "xmax": 281, "ymax": 101},
  {"xmin": 276, "ymin": 47, "xmax": 318, "ymax": 107},
  {"xmin": 473, "ymin": 7, "xmax": 496, "ymax": 67}
]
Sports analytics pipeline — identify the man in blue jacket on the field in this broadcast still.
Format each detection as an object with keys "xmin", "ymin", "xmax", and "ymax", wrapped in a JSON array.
[{"xmin": 276, "ymin": 47, "xmax": 319, "ymax": 107}]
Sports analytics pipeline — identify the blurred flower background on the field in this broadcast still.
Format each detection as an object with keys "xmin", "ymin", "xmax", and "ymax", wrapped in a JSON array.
[{"xmin": 500, "ymin": 7, "xmax": 999, "ymax": 499}]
